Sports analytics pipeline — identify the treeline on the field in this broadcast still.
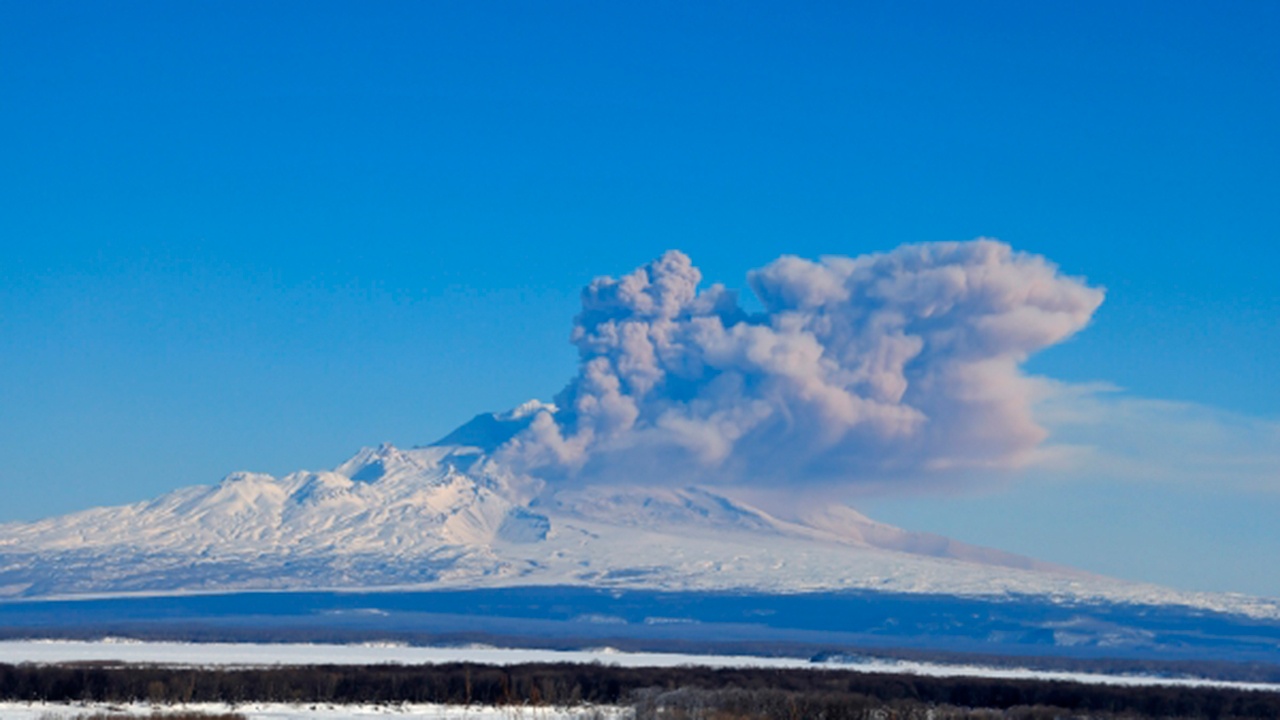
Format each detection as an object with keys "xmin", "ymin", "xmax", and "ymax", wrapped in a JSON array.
[{"xmin": 4, "ymin": 663, "xmax": 1280, "ymax": 719}]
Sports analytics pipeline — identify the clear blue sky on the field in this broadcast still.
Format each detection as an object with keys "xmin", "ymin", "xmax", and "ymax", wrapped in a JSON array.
[{"xmin": 1, "ymin": 2, "xmax": 1277, "ymax": 594}]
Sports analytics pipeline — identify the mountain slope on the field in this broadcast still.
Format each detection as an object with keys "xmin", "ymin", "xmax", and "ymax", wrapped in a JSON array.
[{"xmin": 1, "ymin": 421, "xmax": 1277, "ymax": 621}]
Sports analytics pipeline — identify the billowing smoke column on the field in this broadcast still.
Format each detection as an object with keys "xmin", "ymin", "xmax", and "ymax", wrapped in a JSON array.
[{"xmin": 499, "ymin": 240, "xmax": 1104, "ymax": 489}]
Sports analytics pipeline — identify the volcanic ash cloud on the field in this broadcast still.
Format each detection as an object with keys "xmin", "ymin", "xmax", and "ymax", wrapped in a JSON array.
[{"xmin": 498, "ymin": 239, "xmax": 1104, "ymax": 490}]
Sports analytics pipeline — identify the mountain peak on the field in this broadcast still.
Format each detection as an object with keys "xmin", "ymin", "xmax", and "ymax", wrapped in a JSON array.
[
  {"xmin": 430, "ymin": 400, "xmax": 554, "ymax": 451},
  {"xmin": 0, "ymin": 423, "xmax": 1276, "ymax": 621},
  {"xmin": 335, "ymin": 443, "xmax": 409, "ymax": 482}
]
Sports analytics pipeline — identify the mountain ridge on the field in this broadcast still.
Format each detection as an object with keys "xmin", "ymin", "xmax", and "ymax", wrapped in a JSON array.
[{"xmin": 1, "ymin": 412, "xmax": 1277, "ymax": 622}]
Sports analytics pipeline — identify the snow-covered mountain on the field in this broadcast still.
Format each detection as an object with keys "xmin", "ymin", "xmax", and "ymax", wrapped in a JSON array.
[{"xmin": 1, "ymin": 407, "xmax": 1277, "ymax": 621}]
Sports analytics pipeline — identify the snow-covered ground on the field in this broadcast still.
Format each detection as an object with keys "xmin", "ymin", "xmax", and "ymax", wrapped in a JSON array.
[
  {"xmin": 2, "ymin": 640, "xmax": 1279, "ymax": 694},
  {"xmin": 0, "ymin": 701, "xmax": 628, "ymax": 719},
  {"xmin": 3, "ymin": 440, "xmax": 1278, "ymax": 621},
  {"xmin": 0, "ymin": 639, "xmax": 807, "ymax": 670}
]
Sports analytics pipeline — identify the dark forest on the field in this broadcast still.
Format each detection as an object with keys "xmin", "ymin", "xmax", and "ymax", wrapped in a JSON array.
[{"xmin": 5, "ymin": 662, "xmax": 1280, "ymax": 719}]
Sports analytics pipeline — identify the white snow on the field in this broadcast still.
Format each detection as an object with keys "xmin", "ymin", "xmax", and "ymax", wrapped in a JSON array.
[
  {"xmin": 0, "ymin": 639, "xmax": 810, "ymax": 669},
  {"xmin": 1, "ymin": 441, "xmax": 1278, "ymax": 621},
  {"xmin": 0, "ymin": 640, "xmax": 1278, "ymax": 696},
  {"xmin": 0, "ymin": 700, "xmax": 627, "ymax": 719}
]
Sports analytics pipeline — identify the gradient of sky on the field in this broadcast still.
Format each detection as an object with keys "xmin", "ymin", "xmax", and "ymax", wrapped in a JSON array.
[{"xmin": 1, "ymin": 2, "xmax": 1277, "ymax": 595}]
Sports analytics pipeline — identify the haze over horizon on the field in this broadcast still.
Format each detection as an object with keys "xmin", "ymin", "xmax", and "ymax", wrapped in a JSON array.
[{"xmin": 1, "ymin": 2, "xmax": 1277, "ymax": 597}]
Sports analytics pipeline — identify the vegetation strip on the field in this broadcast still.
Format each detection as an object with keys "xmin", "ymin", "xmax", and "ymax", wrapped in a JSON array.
[{"xmin": 4, "ymin": 662, "xmax": 1280, "ymax": 719}]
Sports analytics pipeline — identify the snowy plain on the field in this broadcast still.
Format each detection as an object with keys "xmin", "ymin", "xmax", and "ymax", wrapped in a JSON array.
[{"xmin": 0, "ymin": 700, "xmax": 628, "ymax": 719}]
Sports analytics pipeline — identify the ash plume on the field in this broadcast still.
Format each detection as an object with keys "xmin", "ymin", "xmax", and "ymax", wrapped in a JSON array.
[{"xmin": 498, "ymin": 239, "xmax": 1104, "ymax": 489}]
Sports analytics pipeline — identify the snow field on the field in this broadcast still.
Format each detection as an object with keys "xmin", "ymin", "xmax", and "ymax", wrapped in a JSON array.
[{"xmin": 0, "ymin": 700, "xmax": 628, "ymax": 719}]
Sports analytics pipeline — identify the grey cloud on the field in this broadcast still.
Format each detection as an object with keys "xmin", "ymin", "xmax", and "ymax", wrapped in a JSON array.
[{"xmin": 497, "ymin": 239, "xmax": 1104, "ymax": 489}]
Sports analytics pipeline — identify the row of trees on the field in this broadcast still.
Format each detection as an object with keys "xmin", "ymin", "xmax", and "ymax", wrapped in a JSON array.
[{"xmin": 4, "ymin": 662, "xmax": 1279, "ymax": 719}]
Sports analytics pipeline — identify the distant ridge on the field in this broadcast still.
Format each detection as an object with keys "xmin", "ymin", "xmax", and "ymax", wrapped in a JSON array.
[{"xmin": 1, "ymin": 406, "xmax": 1277, "ymax": 623}]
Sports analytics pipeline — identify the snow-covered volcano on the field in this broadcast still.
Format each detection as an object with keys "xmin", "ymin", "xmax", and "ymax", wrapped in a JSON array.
[{"xmin": 1, "ymin": 408, "xmax": 1276, "ymax": 621}]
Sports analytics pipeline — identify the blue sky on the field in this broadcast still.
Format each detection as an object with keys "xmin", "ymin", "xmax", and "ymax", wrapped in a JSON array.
[{"xmin": 1, "ymin": 2, "xmax": 1277, "ymax": 595}]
